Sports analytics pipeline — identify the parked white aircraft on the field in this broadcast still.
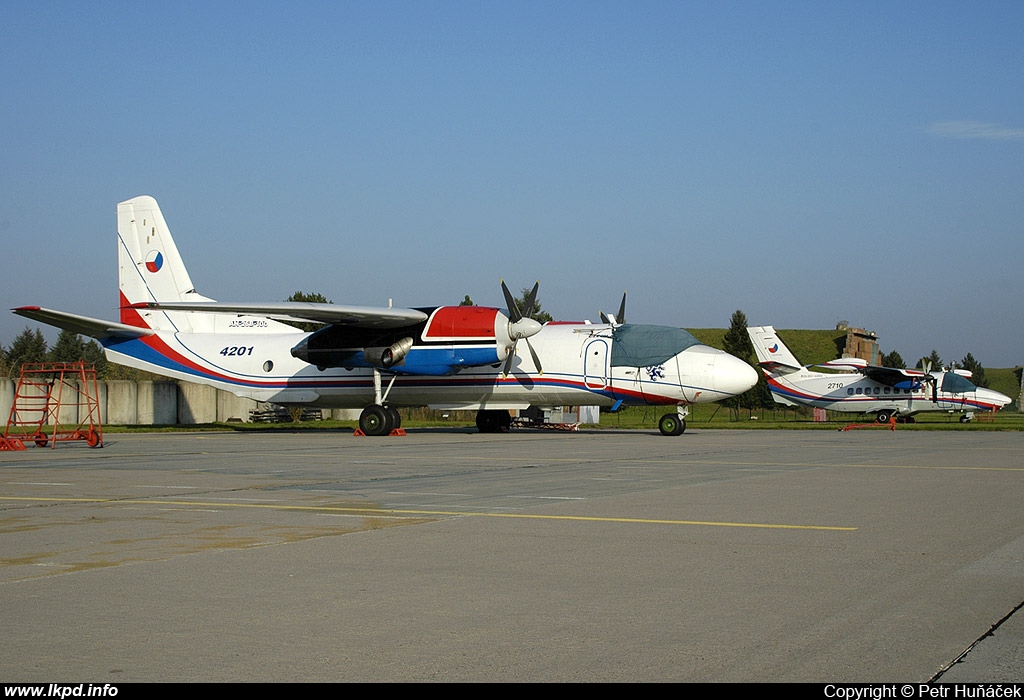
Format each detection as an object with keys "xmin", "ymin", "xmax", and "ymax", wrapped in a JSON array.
[
  {"xmin": 747, "ymin": 325, "xmax": 1011, "ymax": 423},
  {"xmin": 13, "ymin": 196, "xmax": 758, "ymax": 436}
]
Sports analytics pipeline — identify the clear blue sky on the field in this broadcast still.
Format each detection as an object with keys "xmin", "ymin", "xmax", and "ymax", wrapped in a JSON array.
[{"xmin": 2, "ymin": 1, "xmax": 1022, "ymax": 367}]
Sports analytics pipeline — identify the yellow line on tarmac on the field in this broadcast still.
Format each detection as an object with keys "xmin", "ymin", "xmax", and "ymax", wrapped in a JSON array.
[{"xmin": 0, "ymin": 496, "xmax": 855, "ymax": 531}]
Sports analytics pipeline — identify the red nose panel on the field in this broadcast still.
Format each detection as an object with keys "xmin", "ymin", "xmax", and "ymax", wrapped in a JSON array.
[{"xmin": 422, "ymin": 306, "xmax": 498, "ymax": 341}]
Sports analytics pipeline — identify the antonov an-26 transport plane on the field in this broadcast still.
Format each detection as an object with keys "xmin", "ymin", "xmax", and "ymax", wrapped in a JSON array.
[
  {"xmin": 13, "ymin": 196, "xmax": 758, "ymax": 436},
  {"xmin": 747, "ymin": 325, "xmax": 1011, "ymax": 423}
]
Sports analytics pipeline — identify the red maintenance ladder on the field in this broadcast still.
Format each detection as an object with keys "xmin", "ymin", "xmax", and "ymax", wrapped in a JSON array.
[{"xmin": 2, "ymin": 361, "xmax": 103, "ymax": 450}]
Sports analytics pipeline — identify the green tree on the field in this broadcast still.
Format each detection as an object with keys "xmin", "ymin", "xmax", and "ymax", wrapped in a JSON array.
[
  {"xmin": 49, "ymin": 329, "xmax": 85, "ymax": 364},
  {"xmin": 40, "ymin": 329, "xmax": 111, "ymax": 377},
  {"xmin": 5, "ymin": 327, "xmax": 48, "ymax": 376},
  {"xmin": 82, "ymin": 340, "xmax": 109, "ymax": 377},
  {"xmin": 285, "ymin": 291, "xmax": 333, "ymax": 332},
  {"xmin": 459, "ymin": 295, "xmax": 474, "ymax": 306},
  {"xmin": 290, "ymin": 291, "xmax": 331, "ymax": 304},
  {"xmin": 959, "ymin": 352, "xmax": 989, "ymax": 388},
  {"xmin": 102, "ymin": 362, "xmax": 159, "ymax": 381},
  {"xmin": 722, "ymin": 310, "xmax": 753, "ymax": 363},
  {"xmin": 721, "ymin": 309, "xmax": 764, "ymax": 411},
  {"xmin": 881, "ymin": 350, "xmax": 906, "ymax": 369},
  {"xmin": 516, "ymin": 287, "xmax": 553, "ymax": 323}
]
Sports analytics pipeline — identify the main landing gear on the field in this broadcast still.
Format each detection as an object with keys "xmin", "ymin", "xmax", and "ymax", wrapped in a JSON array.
[
  {"xmin": 875, "ymin": 411, "xmax": 915, "ymax": 425},
  {"xmin": 355, "ymin": 369, "xmax": 405, "ymax": 436},
  {"xmin": 476, "ymin": 409, "xmax": 513, "ymax": 433},
  {"xmin": 358, "ymin": 405, "xmax": 403, "ymax": 436}
]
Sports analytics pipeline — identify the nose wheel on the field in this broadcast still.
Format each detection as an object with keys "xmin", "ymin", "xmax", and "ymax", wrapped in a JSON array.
[{"xmin": 658, "ymin": 411, "xmax": 687, "ymax": 436}]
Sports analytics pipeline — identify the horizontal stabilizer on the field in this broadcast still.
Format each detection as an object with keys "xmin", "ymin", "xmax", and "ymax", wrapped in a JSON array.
[
  {"xmin": 13, "ymin": 306, "xmax": 154, "ymax": 341},
  {"xmin": 817, "ymin": 358, "xmax": 869, "ymax": 370}
]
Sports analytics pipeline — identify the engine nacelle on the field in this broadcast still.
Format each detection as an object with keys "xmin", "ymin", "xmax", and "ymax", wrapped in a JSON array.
[{"xmin": 364, "ymin": 337, "xmax": 414, "ymax": 368}]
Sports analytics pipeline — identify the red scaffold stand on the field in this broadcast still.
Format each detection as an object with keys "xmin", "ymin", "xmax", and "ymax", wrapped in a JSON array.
[
  {"xmin": 840, "ymin": 416, "xmax": 897, "ymax": 432},
  {"xmin": 2, "ymin": 361, "xmax": 103, "ymax": 450}
]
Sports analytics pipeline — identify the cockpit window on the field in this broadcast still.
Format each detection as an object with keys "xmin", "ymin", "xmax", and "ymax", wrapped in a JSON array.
[
  {"xmin": 611, "ymin": 325, "xmax": 702, "ymax": 367},
  {"xmin": 941, "ymin": 373, "xmax": 978, "ymax": 393}
]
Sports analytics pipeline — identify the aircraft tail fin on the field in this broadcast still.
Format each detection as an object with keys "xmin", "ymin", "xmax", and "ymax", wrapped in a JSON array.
[
  {"xmin": 746, "ymin": 325, "xmax": 803, "ymax": 374},
  {"xmin": 117, "ymin": 196, "xmax": 216, "ymax": 332}
]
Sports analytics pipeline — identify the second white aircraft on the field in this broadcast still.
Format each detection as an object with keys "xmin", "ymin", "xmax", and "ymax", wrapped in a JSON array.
[{"xmin": 747, "ymin": 325, "xmax": 1011, "ymax": 423}]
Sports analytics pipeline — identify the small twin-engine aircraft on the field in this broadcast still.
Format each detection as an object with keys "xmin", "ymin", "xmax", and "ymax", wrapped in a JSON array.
[
  {"xmin": 13, "ymin": 196, "xmax": 758, "ymax": 436},
  {"xmin": 747, "ymin": 325, "xmax": 1011, "ymax": 423}
]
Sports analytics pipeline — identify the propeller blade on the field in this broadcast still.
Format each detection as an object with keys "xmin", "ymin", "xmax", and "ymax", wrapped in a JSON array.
[
  {"xmin": 526, "ymin": 338, "xmax": 543, "ymax": 375},
  {"xmin": 501, "ymin": 346, "xmax": 516, "ymax": 378},
  {"xmin": 600, "ymin": 291, "xmax": 627, "ymax": 326},
  {"xmin": 521, "ymin": 281, "xmax": 539, "ymax": 319},
  {"xmin": 500, "ymin": 279, "xmax": 522, "ymax": 323}
]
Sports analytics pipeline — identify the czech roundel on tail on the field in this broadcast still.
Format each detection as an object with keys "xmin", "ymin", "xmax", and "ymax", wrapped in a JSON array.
[
  {"xmin": 13, "ymin": 196, "xmax": 759, "ymax": 436},
  {"xmin": 747, "ymin": 325, "xmax": 1011, "ymax": 424}
]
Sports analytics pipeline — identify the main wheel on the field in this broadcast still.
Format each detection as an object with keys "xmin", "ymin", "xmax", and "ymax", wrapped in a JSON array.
[
  {"xmin": 876, "ymin": 411, "xmax": 893, "ymax": 424},
  {"xmin": 658, "ymin": 413, "xmax": 686, "ymax": 436},
  {"xmin": 476, "ymin": 409, "xmax": 507, "ymax": 433},
  {"xmin": 387, "ymin": 406, "xmax": 402, "ymax": 430},
  {"xmin": 359, "ymin": 405, "xmax": 393, "ymax": 436}
]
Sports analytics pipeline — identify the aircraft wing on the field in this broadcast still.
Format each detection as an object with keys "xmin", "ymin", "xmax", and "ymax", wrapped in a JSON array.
[
  {"xmin": 858, "ymin": 365, "xmax": 929, "ymax": 387},
  {"xmin": 128, "ymin": 301, "xmax": 428, "ymax": 328},
  {"xmin": 12, "ymin": 306, "xmax": 154, "ymax": 341}
]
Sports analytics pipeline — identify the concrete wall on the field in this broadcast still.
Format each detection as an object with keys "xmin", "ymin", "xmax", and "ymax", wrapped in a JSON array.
[
  {"xmin": 1, "ymin": 379, "xmax": 15, "ymax": 425},
  {"xmin": 1, "ymin": 378, "xmax": 260, "ymax": 427},
  {"xmin": 218, "ymin": 391, "xmax": 258, "ymax": 423},
  {"xmin": 178, "ymin": 383, "xmax": 217, "ymax": 424},
  {"xmin": 106, "ymin": 381, "xmax": 138, "ymax": 424},
  {"xmin": 133, "ymin": 382, "xmax": 177, "ymax": 425}
]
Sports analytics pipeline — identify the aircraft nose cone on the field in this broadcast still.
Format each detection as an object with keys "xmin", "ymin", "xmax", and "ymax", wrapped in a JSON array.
[
  {"xmin": 714, "ymin": 352, "xmax": 759, "ymax": 396},
  {"xmin": 984, "ymin": 388, "xmax": 1013, "ymax": 409}
]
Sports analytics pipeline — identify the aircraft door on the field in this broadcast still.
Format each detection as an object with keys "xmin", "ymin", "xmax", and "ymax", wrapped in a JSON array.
[{"xmin": 584, "ymin": 339, "xmax": 611, "ymax": 391}]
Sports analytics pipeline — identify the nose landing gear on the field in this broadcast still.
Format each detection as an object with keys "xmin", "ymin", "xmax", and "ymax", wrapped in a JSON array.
[{"xmin": 658, "ymin": 407, "xmax": 689, "ymax": 436}]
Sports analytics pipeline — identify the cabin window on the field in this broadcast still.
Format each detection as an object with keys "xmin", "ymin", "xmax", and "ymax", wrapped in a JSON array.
[
  {"xmin": 847, "ymin": 388, "xmax": 854, "ymax": 395},
  {"xmin": 856, "ymin": 388, "xmax": 863, "ymax": 395},
  {"xmin": 884, "ymin": 387, "xmax": 891, "ymax": 394}
]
